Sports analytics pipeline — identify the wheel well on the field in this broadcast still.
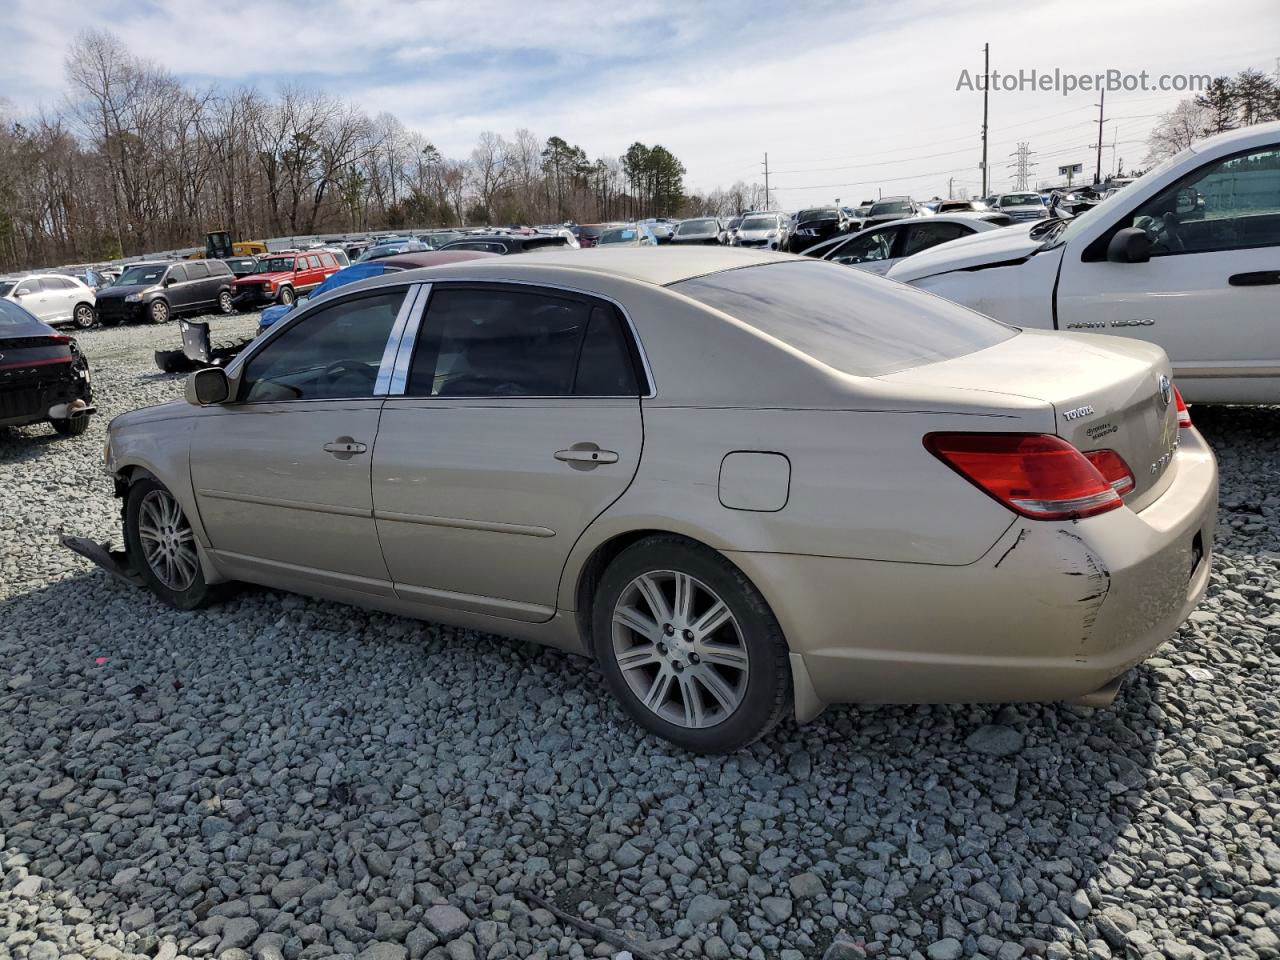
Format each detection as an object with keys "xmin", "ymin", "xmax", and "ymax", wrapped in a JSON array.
[{"xmin": 573, "ymin": 529, "xmax": 714, "ymax": 653}]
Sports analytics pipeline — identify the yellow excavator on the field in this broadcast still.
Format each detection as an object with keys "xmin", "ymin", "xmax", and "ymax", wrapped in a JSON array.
[{"xmin": 188, "ymin": 231, "xmax": 268, "ymax": 260}]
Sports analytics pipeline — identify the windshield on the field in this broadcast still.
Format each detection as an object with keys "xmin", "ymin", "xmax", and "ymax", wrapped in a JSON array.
[
  {"xmin": 600, "ymin": 228, "xmax": 639, "ymax": 244},
  {"xmin": 117, "ymin": 265, "xmax": 166, "ymax": 285},
  {"xmin": 999, "ymin": 194, "xmax": 1042, "ymax": 207},
  {"xmin": 671, "ymin": 260, "xmax": 1015, "ymax": 377},
  {"xmin": 255, "ymin": 257, "xmax": 297, "ymax": 273},
  {"xmin": 740, "ymin": 217, "xmax": 778, "ymax": 231},
  {"xmin": 798, "ymin": 208, "xmax": 837, "ymax": 221},
  {"xmin": 678, "ymin": 219, "xmax": 718, "ymax": 233},
  {"xmin": 0, "ymin": 281, "xmax": 13, "ymax": 298},
  {"xmin": 869, "ymin": 201, "xmax": 910, "ymax": 216},
  {"xmin": 1053, "ymin": 147, "xmax": 1190, "ymax": 248}
]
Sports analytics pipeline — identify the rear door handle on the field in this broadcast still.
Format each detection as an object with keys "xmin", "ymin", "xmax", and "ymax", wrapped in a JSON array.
[
  {"xmin": 1229, "ymin": 271, "xmax": 1280, "ymax": 286},
  {"xmin": 323, "ymin": 437, "xmax": 367, "ymax": 459},
  {"xmin": 555, "ymin": 447, "xmax": 619, "ymax": 465}
]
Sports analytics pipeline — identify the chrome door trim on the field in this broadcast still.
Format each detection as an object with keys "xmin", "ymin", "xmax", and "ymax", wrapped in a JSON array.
[
  {"xmin": 386, "ymin": 283, "xmax": 432, "ymax": 395},
  {"xmin": 386, "ymin": 278, "xmax": 656, "ymax": 398},
  {"xmin": 374, "ymin": 509, "xmax": 555, "ymax": 538},
  {"xmin": 374, "ymin": 282, "xmax": 426, "ymax": 396}
]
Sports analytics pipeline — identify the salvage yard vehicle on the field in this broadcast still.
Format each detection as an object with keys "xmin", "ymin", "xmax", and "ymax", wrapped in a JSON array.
[
  {"xmin": 439, "ymin": 233, "xmax": 575, "ymax": 254},
  {"xmin": 731, "ymin": 213, "xmax": 789, "ymax": 250},
  {"xmin": 232, "ymin": 252, "xmax": 342, "ymax": 308},
  {"xmin": 993, "ymin": 192, "xmax": 1050, "ymax": 222},
  {"xmin": 1, "ymin": 273, "xmax": 98, "ymax": 329},
  {"xmin": 859, "ymin": 196, "xmax": 929, "ymax": 228},
  {"xmin": 74, "ymin": 249, "xmax": 1217, "ymax": 753},
  {"xmin": 888, "ymin": 120, "xmax": 1280, "ymax": 404},
  {"xmin": 669, "ymin": 218, "xmax": 724, "ymax": 245},
  {"xmin": 0, "ymin": 298, "xmax": 94, "ymax": 436},
  {"xmin": 96, "ymin": 260, "xmax": 236, "ymax": 325},
  {"xmin": 804, "ymin": 214, "xmax": 1005, "ymax": 274},
  {"xmin": 785, "ymin": 207, "xmax": 853, "ymax": 252}
]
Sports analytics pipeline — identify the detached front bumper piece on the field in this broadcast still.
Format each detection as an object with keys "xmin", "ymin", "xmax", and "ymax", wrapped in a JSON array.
[{"xmin": 61, "ymin": 536, "xmax": 143, "ymax": 587}]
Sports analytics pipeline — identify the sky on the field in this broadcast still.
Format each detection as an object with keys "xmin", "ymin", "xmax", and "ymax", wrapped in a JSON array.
[{"xmin": 3, "ymin": 0, "xmax": 1278, "ymax": 208}]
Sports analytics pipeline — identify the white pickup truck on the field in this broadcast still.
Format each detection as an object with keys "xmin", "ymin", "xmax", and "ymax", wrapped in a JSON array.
[{"xmin": 888, "ymin": 121, "xmax": 1280, "ymax": 403}]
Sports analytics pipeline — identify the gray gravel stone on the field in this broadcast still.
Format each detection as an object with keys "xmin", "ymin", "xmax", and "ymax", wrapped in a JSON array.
[
  {"xmin": 964, "ymin": 725, "xmax": 1025, "ymax": 757},
  {"xmin": 422, "ymin": 905, "xmax": 469, "ymax": 941}
]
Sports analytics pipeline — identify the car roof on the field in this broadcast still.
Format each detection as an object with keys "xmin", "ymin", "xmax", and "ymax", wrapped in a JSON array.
[
  {"xmin": 381, "ymin": 247, "xmax": 792, "ymax": 288},
  {"xmin": 378, "ymin": 250, "xmax": 500, "ymax": 269}
]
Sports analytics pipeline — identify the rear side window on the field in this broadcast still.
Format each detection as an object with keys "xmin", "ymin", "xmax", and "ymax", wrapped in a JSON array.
[
  {"xmin": 901, "ymin": 221, "xmax": 972, "ymax": 256},
  {"xmin": 207, "ymin": 260, "xmax": 231, "ymax": 276},
  {"xmin": 406, "ymin": 287, "xmax": 639, "ymax": 397},
  {"xmin": 185, "ymin": 262, "xmax": 209, "ymax": 280},
  {"xmin": 670, "ymin": 260, "xmax": 1016, "ymax": 377}
]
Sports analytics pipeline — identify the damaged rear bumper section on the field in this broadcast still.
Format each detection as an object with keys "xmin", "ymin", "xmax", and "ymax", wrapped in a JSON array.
[
  {"xmin": 733, "ymin": 428, "xmax": 1218, "ymax": 722},
  {"xmin": 61, "ymin": 536, "xmax": 144, "ymax": 587}
]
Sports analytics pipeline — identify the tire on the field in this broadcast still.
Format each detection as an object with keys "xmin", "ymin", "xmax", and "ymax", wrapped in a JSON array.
[
  {"xmin": 148, "ymin": 299, "xmax": 170, "ymax": 325},
  {"xmin": 73, "ymin": 302, "xmax": 96, "ymax": 329},
  {"xmin": 50, "ymin": 415, "xmax": 90, "ymax": 437},
  {"xmin": 217, "ymin": 290, "xmax": 234, "ymax": 314},
  {"xmin": 591, "ymin": 535, "xmax": 791, "ymax": 753},
  {"xmin": 276, "ymin": 286, "xmax": 295, "ymax": 306},
  {"xmin": 124, "ymin": 477, "xmax": 219, "ymax": 610}
]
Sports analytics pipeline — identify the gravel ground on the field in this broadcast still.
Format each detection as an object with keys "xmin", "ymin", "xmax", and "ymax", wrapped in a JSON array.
[{"xmin": 1, "ymin": 316, "xmax": 1278, "ymax": 960}]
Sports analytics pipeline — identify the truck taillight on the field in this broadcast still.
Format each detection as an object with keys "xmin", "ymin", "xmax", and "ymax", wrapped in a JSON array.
[
  {"xmin": 1173, "ymin": 385, "xmax": 1192, "ymax": 428},
  {"xmin": 924, "ymin": 433, "xmax": 1124, "ymax": 521}
]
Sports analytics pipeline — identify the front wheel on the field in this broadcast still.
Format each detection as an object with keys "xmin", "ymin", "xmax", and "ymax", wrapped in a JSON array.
[
  {"xmin": 592, "ymin": 535, "xmax": 791, "ymax": 753},
  {"xmin": 148, "ymin": 299, "xmax": 170, "ymax": 325},
  {"xmin": 276, "ymin": 286, "xmax": 295, "ymax": 306},
  {"xmin": 217, "ymin": 290, "xmax": 234, "ymax": 314},
  {"xmin": 124, "ymin": 477, "xmax": 218, "ymax": 609},
  {"xmin": 73, "ymin": 303, "xmax": 96, "ymax": 329}
]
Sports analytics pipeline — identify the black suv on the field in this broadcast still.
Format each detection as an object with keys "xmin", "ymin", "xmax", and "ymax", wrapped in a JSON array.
[{"xmin": 95, "ymin": 260, "xmax": 235, "ymax": 326}]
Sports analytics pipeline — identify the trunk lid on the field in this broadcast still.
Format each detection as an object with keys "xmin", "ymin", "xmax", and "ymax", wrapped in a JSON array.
[{"xmin": 879, "ymin": 329, "xmax": 1181, "ymax": 509}]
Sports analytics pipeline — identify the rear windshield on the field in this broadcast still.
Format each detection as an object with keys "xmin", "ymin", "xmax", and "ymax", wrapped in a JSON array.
[
  {"xmin": 0, "ymin": 298, "xmax": 36, "ymax": 326},
  {"xmin": 798, "ymin": 208, "xmax": 836, "ymax": 221},
  {"xmin": 670, "ymin": 260, "xmax": 1016, "ymax": 377}
]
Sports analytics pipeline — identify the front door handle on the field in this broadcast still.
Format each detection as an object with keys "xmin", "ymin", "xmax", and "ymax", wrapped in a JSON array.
[
  {"xmin": 1229, "ymin": 271, "xmax": 1280, "ymax": 286},
  {"xmin": 555, "ymin": 446, "xmax": 619, "ymax": 466},
  {"xmin": 323, "ymin": 436, "xmax": 367, "ymax": 460}
]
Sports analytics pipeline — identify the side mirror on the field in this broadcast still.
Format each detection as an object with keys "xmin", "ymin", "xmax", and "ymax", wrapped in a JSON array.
[
  {"xmin": 187, "ymin": 367, "xmax": 230, "ymax": 406},
  {"xmin": 163, "ymin": 276, "xmax": 175, "ymax": 287},
  {"xmin": 1106, "ymin": 227, "xmax": 1152, "ymax": 264}
]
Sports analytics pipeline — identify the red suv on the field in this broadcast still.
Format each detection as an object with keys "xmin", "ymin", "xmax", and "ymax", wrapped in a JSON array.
[{"xmin": 232, "ymin": 252, "xmax": 342, "ymax": 308}]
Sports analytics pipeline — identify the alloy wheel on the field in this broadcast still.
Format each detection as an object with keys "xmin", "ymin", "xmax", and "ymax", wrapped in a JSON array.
[
  {"xmin": 74, "ymin": 304, "xmax": 95, "ymax": 328},
  {"xmin": 151, "ymin": 300, "xmax": 169, "ymax": 324},
  {"xmin": 611, "ymin": 570, "xmax": 749, "ymax": 728},
  {"xmin": 137, "ymin": 488, "xmax": 199, "ymax": 591}
]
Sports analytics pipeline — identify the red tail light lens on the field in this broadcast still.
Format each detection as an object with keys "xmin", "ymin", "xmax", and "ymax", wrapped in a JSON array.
[
  {"xmin": 1083, "ymin": 449, "xmax": 1135, "ymax": 496},
  {"xmin": 1173, "ymin": 385, "xmax": 1192, "ymax": 429},
  {"xmin": 47, "ymin": 334, "xmax": 72, "ymax": 344},
  {"xmin": 924, "ymin": 433, "xmax": 1124, "ymax": 520}
]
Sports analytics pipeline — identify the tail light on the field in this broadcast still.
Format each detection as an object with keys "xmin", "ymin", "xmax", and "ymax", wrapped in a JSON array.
[
  {"xmin": 1083, "ymin": 449, "xmax": 1135, "ymax": 496},
  {"xmin": 48, "ymin": 334, "xmax": 72, "ymax": 344},
  {"xmin": 924, "ymin": 433, "xmax": 1124, "ymax": 520},
  {"xmin": 1173, "ymin": 385, "xmax": 1192, "ymax": 428}
]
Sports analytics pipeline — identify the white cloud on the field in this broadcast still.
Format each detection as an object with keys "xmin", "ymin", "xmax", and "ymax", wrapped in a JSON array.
[{"xmin": 3, "ymin": 0, "xmax": 1277, "ymax": 206}]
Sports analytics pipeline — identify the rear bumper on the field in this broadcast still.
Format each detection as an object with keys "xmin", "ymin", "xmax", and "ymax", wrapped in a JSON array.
[
  {"xmin": 729, "ymin": 427, "xmax": 1217, "ymax": 712},
  {"xmin": 0, "ymin": 365, "xmax": 93, "ymax": 428}
]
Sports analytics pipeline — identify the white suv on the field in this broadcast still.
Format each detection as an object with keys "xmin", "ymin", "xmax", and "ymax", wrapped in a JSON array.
[
  {"xmin": 0, "ymin": 273, "xmax": 97, "ymax": 329},
  {"xmin": 888, "ymin": 120, "xmax": 1280, "ymax": 404}
]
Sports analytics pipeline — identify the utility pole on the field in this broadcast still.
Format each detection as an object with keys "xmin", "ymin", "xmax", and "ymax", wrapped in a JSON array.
[
  {"xmin": 981, "ymin": 42, "xmax": 990, "ymax": 197},
  {"xmin": 1094, "ymin": 87, "xmax": 1105, "ymax": 185},
  {"xmin": 762, "ymin": 153, "xmax": 770, "ymax": 210},
  {"xmin": 948, "ymin": 176, "xmax": 954, "ymax": 200}
]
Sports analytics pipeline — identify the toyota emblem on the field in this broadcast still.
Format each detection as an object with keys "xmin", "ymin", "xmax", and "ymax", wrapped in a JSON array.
[{"xmin": 1157, "ymin": 374, "xmax": 1172, "ymax": 408}]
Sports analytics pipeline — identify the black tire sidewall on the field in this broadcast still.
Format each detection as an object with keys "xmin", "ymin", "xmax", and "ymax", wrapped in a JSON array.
[
  {"xmin": 591, "ymin": 537, "xmax": 791, "ymax": 753},
  {"xmin": 277, "ymin": 286, "xmax": 294, "ymax": 305},
  {"xmin": 50, "ymin": 416, "xmax": 90, "ymax": 437},
  {"xmin": 124, "ymin": 477, "xmax": 213, "ymax": 610}
]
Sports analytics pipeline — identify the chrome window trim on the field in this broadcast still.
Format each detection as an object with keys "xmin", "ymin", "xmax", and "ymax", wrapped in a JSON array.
[
  {"xmin": 374, "ymin": 283, "xmax": 426, "ymax": 396},
  {"xmin": 387, "ymin": 277, "xmax": 656, "ymax": 400},
  {"xmin": 386, "ymin": 283, "xmax": 432, "ymax": 395}
]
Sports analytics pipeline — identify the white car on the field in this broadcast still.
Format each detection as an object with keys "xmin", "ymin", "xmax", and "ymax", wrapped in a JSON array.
[
  {"xmin": 888, "ymin": 120, "xmax": 1280, "ymax": 404},
  {"xmin": 732, "ymin": 213, "xmax": 789, "ymax": 250},
  {"xmin": 0, "ymin": 273, "xmax": 97, "ymax": 329},
  {"xmin": 992, "ymin": 192, "xmax": 1050, "ymax": 222},
  {"xmin": 802, "ymin": 215, "xmax": 1006, "ymax": 275}
]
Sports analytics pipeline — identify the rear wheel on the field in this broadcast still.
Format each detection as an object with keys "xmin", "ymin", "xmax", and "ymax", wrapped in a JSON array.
[
  {"xmin": 148, "ymin": 299, "xmax": 170, "ymax": 325},
  {"xmin": 73, "ymin": 303, "xmax": 96, "ymax": 329},
  {"xmin": 124, "ymin": 477, "xmax": 218, "ymax": 609},
  {"xmin": 217, "ymin": 290, "xmax": 234, "ymax": 314},
  {"xmin": 592, "ymin": 535, "xmax": 791, "ymax": 753},
  {"xmin": 276, "ymin": 286, "xmax": 295, "ymax": 306}
]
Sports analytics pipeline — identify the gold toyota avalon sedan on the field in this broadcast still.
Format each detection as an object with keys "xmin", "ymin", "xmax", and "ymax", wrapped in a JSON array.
[{"xmin": 89, "ymin": 249, "xmax": 1216, "ymax": 752}]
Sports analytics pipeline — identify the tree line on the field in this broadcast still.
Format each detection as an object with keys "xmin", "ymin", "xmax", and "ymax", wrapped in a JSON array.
[
  {"xmin": 0, "ymin": 30, "xmax": 767, "ymax": 272},
  {"xmin": 1144, "ymin": 65, "xmax": 1280, "ymax": 162}
]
